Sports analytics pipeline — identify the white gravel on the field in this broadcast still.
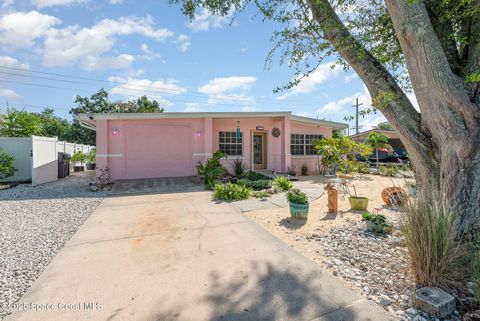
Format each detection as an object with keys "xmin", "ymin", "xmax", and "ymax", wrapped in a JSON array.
[{"xmin": 0, "ymin": 172, "xmax": 108, "ymax": 319}]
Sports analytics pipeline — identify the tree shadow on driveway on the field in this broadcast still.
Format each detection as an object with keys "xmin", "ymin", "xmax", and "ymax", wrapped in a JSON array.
[{"xmin": 151, "ymin": 261, "xmax": 378, "ymax": 321}]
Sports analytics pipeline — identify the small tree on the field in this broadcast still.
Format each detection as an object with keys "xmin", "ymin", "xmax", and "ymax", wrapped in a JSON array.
[
  {"xmin": 365, "ymin": 132, "xmax": 393, "ymax": 165},
  {"xmin": 0, "ymin": 108, "xmax": 43, "ymax": 137},
  {"xmin": 315, "ymin": 136, "xmax": 372, "ymax": 174},
  {"xmin": 374, "ymin": 122, "xmax": 394, "ymax": 131},
  {"xmin": 71, "ymin": 151, "xmax": 86, "ymax": 166},
  {"xmin": 0, "ymin": 148, "xmax": 15, "ymax": 179}
]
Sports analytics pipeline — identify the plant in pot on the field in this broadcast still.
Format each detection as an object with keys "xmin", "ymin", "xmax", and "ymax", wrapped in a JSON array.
[
  {"xmin": 362, "ymin": 209, "xmax": 392, "ymax": 234},
  {"xmin": 348, "ymin": 184, "xmax": 369, "ymax": 211},
  {"xmin": 85, "ymin": 148, "xmax": 96, "ymax": 170},
  {"xmin": 286, "ymin": 188, "xmax": 309, "ymax": 219},
  {"xmin": 71, "ymin": 151, "xmax": 86, "ymax": 172}
]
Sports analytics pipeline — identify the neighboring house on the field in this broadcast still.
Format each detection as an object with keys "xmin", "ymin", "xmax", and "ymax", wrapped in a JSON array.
[
  {"xmin": 350, "ymin": 129, "xmax": 408, "ymax": 161},
  {"xmin": 77, "ymin": 112, "xmax": 347, "ymax": 180}
]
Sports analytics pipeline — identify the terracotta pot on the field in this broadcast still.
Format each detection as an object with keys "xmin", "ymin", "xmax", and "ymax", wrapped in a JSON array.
[{"xmin": 381, "ymin": 187, "xmax": 408, "ymax": 205}]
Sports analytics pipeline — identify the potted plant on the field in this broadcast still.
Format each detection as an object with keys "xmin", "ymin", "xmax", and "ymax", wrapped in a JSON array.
[
  {"xmin": 286, "ymin": 188, "xmax": 309, "ymax": 219},
  {"xmin": 348, "ymin": 184, "xmax": 369, "ymax": 211},
  {"xmin": 85, "ymin": 148, "xmax": 96, "ymax": 170},
  {"xmin": 361, "ymin": 210, "xmax": 392, "ymax": 234},
  {"xmin": 71, "ymin": 151, "xmax": 86, "ymax": 172}
]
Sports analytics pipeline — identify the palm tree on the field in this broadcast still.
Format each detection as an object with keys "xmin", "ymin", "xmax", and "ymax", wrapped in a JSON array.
[{"xmin": 365, "ymin": 132, "xmax": 393, "ymax": 165}]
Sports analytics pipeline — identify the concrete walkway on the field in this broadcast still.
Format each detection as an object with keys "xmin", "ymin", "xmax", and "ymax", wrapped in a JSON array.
[{"xmin": 6, "ymin": 191, "xmax": 393, "ymax": 321}]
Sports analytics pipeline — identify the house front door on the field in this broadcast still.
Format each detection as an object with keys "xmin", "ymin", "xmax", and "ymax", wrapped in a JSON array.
[{"xmin": 253, "ymin": 132, "xmax": 267, "ymax": 170}]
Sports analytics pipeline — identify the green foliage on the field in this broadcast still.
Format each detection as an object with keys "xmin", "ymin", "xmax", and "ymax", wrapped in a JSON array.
[
  {"xmin": 365, "ymin": 131, "xmax": 393, "ymax": 164},
  {"xmin": 401, "ymin": 194, "xmax": 467, "ymax": 287},
  {"xmin": 273, "ymin": 176, "xmax": 293, "ymax": 191},
  {"xmin": 0, "ymin": 108, "xmax": 43, "ymax": 137},
  {"xmin": 244, "ymin": 171, "xmax": 268, "ymax": 181},
  {"xmin": 372, "ymin": 90, "xmax": 399, "ymax": 110},
  {"xmin": 315, "ymin": 136, "xmax": 372, "ymax": 173},
  {"xmin": 252, "ymin": 190, "xmax": 271, "ymax": 199},
  {"xmin": 374, "ymin": 121, "xmax": 394, "ymax": 130},
  {"xmin": 0, "ymin": 148, "xmax": 16, "ymax": 179},
  {"xmin": 301, "ymin": 164, "xmax": 308, "ymax": 176},
  {"xmin": 362, "ymin": 211, "xmax": 392, "ymax": 234},
  {"xmin": 356, "ymin": 162, "xmax": 371, "ymax": 174},
  {"xmin": 86, "ymin": 148, "xmax": 96, "ymax": 164},
  {"xmin": 71, "ymin": 151, "xmax": 86, "ymax": 164},
  {"xmin": 286, "ymin": 188, "xmax": 308, "ymax": 204},
  {"xmin": 237, "ymin": 179, "xmax": 271, "ymax": 190},
  {"xmin": 379, "ymin": 164, "xmax": 399, "ymax": 177},
  {"xmin": 212, "ymin": 183, "xmax": 251, "ymax": 201},
  {"xmin": 196, "ymin": 151, "xmax": 226, "ymax": 189},
  {"xmin": 232, "ymin": 158, "xmax": 246, "ymax": 177},
  {"xmin": 466, "ymin": 72, "xmax": 480, "ymax": 83},
  {"xmin": 35, "ymin": 108, "xmax": 71, "ymax": 139}
]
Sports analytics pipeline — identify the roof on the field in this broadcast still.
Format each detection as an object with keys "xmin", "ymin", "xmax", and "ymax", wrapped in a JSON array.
[
  {"xmin": 76, "ymin": 112, "xmax": 348, "ymax": 130},
  {"xmin": 349, "ymin": 128, "xmax": 398, "ymax": 139}
]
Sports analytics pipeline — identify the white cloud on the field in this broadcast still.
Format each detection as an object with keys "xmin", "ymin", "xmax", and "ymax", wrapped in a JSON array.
[
  {"xmin": 278, "ymin": 63, "xmax": 340, "ymax": 99},
  {"xmin": 0, "ymin": 11, "xmax": 61, "ymax": 49},
  {"xmin": 317, "ymin": 93, "xmax": 361, "ymax": 114},
  {"xmin": 32, "ymin": 0, "xmax": 85, "ymax": 8},
  {"xmin": 198, "ymin": 76, "xmax": 256, "ymax": 95},
  {"xmin": 41, "ymin": 15, "xmax": 173, "ymax": 69},
  {"xmin": 139, "ymin": 43, "xmax": 160, "ymax": 60},
  {"xmin": 81, "ymin": 54, "xmax": 134, "ymax": 71},
  {"xmin": 241, "ymin": 106, "xmax": 257, "ymax": 111},
  {"xmin": 176, "ymin": 34, "xmax": 191, "ymax": 52},
  {"xmin": 344, "ymin": 73, "xmax": 358, "ymax": 83},
  {"xmin": 198, "ymin": 76, "xmax": 256, "ymax": 105},
  {"xmin": 184, "ymin": 102, "xmax": 200, "ymax": 112},
  {"xmin": 110, "ymin": 77, "xmax": 187, "ymax": 106},
  {"xmin": 187, "ymin": 9, "xmax": 231, "ymax": 32},
  {"xmin": 0, "ymin": 88, "xmax": 21, "ymax": 100},
  {"xmin": 0, "ymin": 55, "xmax": 30, "ymax": 70},
  {"xmin": 108, "ymin": 0, "xmax": 123, "ymax": 3}
]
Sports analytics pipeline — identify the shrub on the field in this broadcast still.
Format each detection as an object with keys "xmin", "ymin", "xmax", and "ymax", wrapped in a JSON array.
[
  {"xmin": 301, "ymin": 164, "xmax": 308, "ymax": 176},
  {"xmin": 379, "ymin": 164, "xmax": 399, "ymax": 177},
  {"xmin": 212, "ymin": 183, "xmax": 251, "ymax": 201},
  {"xmin": 86, "ymin": 148, "xmax": 96, "ymax": 164},
  {"xmin": 286, "ymin": 188, "xmax": 308, "ymax": 204},
  {"xmin": 361, "ymin": 211, "xmax": 392, "ymax": 234},
  {"xmin": 196, "ymin": 151, "xmax": 226, "ymax": 189},
  {"xmin": 273, "ymin": 176, "xmax": 293, "ymax": 191},
  {"xmin": 0, "ymin": 148, "xmax": 16, "ymax": 179},
  {"xmin": 232, "ymin": 158, "xmax": 246, "ymax": 177},
  {"xmin": 237, "ymin": 179, "xmax": 271, "ymax": 190},
  {"xmin": 357, "ymin": 162, "xmax": 370, "ymax": 174},
  {"xmin": 252, "ymin": 190, "xmax": 270, "ymax": 199},
  {"xmin": 244, "ymin": 171, "xmax": 268, "ymax": 181},
  {"xmin": 71, "ymin": 151, "xmax": 86, "ymax": 164},
  {"xmin": 401, "ymin": 193, "xmax": 467, "ymax": 287}
]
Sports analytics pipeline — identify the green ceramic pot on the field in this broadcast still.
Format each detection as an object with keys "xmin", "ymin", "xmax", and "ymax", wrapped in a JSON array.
[
  {"xmin": 289, "ymin": 202, "xmax": 309, "ymax": 219},
  {"xmin": 349, "ymin": 197, "xmax": 369, "ymax": 211}
]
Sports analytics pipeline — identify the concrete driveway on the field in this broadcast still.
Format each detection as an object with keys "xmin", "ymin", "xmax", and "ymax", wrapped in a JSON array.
[{"xmin": 6, "ymin": 190, "xmax": 393, "ymax": 321}]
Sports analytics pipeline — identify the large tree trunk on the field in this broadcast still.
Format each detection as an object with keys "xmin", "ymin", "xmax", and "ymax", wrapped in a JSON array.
[
  {"xmin": 306, "ymin": 0, "xmax": 480, "ymax": 233},
  {"xmin": 385, "ymin": 0, "xmax": 480, "ymax": 233}
]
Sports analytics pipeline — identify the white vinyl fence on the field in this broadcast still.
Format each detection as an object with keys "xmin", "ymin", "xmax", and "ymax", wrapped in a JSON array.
[{"xmin": 0, "ymin": 135, "xmax": 95, "ymax": 186}]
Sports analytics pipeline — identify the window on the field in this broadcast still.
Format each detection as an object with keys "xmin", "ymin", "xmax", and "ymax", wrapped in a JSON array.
[
  {"xmin": 219, "ymin": 131, "xmax": 243, "ymax": 156},
  {"xmin": 291, "ymin": 134, "xmax": 324, "ymax": 156}
]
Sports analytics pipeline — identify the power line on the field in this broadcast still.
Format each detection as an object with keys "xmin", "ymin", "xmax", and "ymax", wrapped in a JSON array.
[{"xmin": 0, "ymin": 65, "xmax": 324, "ymax": 106}]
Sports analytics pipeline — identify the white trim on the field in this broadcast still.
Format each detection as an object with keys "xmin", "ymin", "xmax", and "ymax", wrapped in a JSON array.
[
  {"xmin": 96, "ymin": 153, "xmax": 123, "ymax": 158},
  {"xmin": 225, "ymin": 156, "xmax": 244, "ymax": 160},
  {"xmin": 291, "ymin": 115, "xmax": 348, "ymax": 129},
  {"xmin": 192, "ymin": 153, "xmax": 213, "ymax": 157}
]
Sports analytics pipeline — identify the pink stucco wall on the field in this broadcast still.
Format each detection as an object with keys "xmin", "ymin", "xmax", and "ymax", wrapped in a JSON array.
[
  {"xmin": 290, "ymin": 121, "xmax": 332, "ymax": 175},
  {"xmin": 95, "ymin": 116, "xmax": 334, "ymax": 180}
]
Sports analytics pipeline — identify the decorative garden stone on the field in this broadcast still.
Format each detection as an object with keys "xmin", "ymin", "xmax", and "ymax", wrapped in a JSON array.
[{"xmin": 415, "ymin": 287, "xmax": 456, "ymax": 318}]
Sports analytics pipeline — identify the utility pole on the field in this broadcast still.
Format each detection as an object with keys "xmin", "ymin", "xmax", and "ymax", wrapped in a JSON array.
[{"xmin": 352, "ymin": 98, "xmax": 363, "ymax": 134}]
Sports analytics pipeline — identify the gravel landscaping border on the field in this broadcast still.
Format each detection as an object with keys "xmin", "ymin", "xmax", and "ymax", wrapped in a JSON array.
[{"xmin": 0, "ymin": 172, "xmax": 109, "ymax": 319}]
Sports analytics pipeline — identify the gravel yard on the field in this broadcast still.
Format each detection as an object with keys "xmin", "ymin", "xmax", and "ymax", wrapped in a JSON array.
[{"xmin": 0, "ymin": 172, "xmax": 108, "ymax": 319}]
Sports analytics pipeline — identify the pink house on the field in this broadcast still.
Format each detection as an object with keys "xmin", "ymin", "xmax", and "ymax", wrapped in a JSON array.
[{"xmin": 77, "ymin": 112, "xmax": 347, "ymax": 181}]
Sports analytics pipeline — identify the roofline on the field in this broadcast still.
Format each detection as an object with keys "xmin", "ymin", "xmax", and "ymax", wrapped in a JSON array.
[
  {"xmin": 349, "ymin": 128, "xmax": 395, "ymax": 138},
  {"xmin": 76, "ymin": 112, "xmax": 348, "ymax": 130}
]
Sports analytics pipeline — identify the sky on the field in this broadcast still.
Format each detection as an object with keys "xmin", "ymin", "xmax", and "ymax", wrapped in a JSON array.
[{"xmin": 0, "ymin": 0, "xmax": 418, "ymax": 132}]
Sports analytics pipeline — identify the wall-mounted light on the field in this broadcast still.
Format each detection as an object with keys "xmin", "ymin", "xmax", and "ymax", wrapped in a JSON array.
[
  {"xmin": 256, "ymin": 126, "xmax": 264, "ymax": 130},
  {"xmin": 195, "ymin": 130, "xmax": 202, "ymax": 138},
  {"xmin": 112, "ymin": 127, "xmax": 119, "ymax": 136}
]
